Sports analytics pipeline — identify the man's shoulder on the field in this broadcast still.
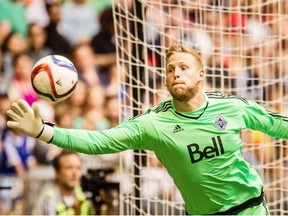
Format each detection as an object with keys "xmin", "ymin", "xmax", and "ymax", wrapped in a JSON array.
[
  {"xmin": 127, "ymin": 99, "xmax": 173, "ymax": 122},
  {"xmin": 206, "ymin": 92, "xmax": 249, "ymax": 106},
  {"xmin": 150, "ymin": 98, "xmax": 173, "ymax": 113}
]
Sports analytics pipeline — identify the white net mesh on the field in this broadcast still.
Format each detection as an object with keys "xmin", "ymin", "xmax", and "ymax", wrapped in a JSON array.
[{"xmin": 112, "ymin": 0, "xmax": 288, "ymax": 215}]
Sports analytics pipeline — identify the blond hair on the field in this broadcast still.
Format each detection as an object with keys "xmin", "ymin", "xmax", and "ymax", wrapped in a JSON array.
[{"xmin": 165, "ymin": 44, "xmax": 203, "ymax": 71}]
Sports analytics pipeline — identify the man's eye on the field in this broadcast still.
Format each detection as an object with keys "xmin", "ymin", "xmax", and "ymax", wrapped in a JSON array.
[{"xmin": 181, "ymin": 67, "xmax": 187, "ymax": 70}]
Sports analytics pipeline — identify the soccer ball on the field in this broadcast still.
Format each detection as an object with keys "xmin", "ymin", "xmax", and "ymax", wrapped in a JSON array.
[{"xmin": 31, "ymin": 55, "xmax": 78, "ymax": 102}]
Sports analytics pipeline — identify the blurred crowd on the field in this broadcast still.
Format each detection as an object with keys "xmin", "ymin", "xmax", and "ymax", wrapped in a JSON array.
[{"xmin": 0, "ymin": 0, "xmax": 288, "ymax": 215}]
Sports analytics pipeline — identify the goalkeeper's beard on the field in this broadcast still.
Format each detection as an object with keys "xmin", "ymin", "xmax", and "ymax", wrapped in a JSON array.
[{"xmin": 170, "ymin": 82, "xmax": 200, "ymax": 102}]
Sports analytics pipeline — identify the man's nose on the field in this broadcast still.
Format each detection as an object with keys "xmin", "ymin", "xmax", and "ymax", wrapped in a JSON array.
[{"xmin": 174, "ymin": 67, "xmax": 181, "ymax": 78}]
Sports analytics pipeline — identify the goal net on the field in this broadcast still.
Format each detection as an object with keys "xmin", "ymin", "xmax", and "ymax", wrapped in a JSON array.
[{"xmin": 112, "ymin": 0, "xmax": 288, "ymax": 215}]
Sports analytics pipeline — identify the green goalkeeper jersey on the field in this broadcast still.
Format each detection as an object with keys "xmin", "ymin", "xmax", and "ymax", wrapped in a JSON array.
[{"xmin": 52, "ymin": 92, "xmax": 288, "ymax": 215}]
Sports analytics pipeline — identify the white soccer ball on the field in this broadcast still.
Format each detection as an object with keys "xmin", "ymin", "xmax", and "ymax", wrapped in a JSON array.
[{"xmin": 31, "ymin": 55, "xmax": 78, "ymax": 102}]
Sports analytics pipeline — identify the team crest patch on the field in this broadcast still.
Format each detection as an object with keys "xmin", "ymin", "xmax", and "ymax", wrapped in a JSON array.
[{"xmin": 214, "ymin": 115, "xmax": 227, "ymax": 131}]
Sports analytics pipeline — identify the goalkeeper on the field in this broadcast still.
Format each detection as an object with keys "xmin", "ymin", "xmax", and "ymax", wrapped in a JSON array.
[{"xmin": 6, "ymin": 44, "xmax": 288, "ymax": 215}]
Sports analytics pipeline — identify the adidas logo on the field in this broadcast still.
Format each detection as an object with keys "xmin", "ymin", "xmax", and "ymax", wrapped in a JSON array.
[
  {"xmin": 56, "ymin": 79, "xmax": 62, "ymax": 86},
  {"xmin": 173, "ymin": 124, "xmax": 184, "ymax": 133}
]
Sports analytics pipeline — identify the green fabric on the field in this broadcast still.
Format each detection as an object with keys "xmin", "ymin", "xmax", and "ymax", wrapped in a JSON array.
[
  {"xmin": 89, "ymin": 0, "xmax": 112, "ymax": 14},
  {"xmin": 0, "ymin": 0, "xmax": 27, "ymax": 37},
  {"xmin": 238, "ymin": 200, "xmax": 269, "ymax": 215},
  {"xmin": 52, "ymin": 92, "xmax": 288, "ymax": 214}
]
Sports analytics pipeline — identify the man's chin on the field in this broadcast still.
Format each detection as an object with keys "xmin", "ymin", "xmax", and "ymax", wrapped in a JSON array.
[
  {"xmin": 171, "ymin": 92, "xmax": 188, "ymax": 102},
  {"xmin": 171, "ymin": 88, "xmax": 199, "ymax": 102},
  {"xmin": 172, "ymin": 86, "xmax": 186, "ymax": 94}
]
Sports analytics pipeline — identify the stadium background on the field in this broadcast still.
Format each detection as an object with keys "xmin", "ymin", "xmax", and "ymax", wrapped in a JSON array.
[{"xmin": 0, "ymin": 0, "xmax": 287, "ymax": 215}]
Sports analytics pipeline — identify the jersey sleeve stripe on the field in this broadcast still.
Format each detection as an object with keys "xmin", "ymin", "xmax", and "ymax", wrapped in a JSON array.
[
  {"xmin": 266, "ymin": 110, "xmax": 288, "ymax": 122},
  {"xmin": 206, "ymin": 92, "xmax": 249, "ymax": 104},
  {"xmin": 153, "ymin": 101, "xmax": 172, "ymax": 113},
  {"xmin": 129, "ymin": 101, "xmax": 173, "ymax": 120}
]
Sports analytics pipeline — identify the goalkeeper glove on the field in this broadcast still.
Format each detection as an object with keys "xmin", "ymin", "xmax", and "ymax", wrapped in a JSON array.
[{"xmin": 6, "ymin": 99, "xmax": 54, "ymax": 143}]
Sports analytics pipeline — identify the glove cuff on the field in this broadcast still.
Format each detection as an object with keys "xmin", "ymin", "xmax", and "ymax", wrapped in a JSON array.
[
  {"xmin": 35, "ymin": 125, "xmax": 45, "ymax": 139},
  {"xmin": 38, "ymin": 123, "xmax": 55, "ymax": 143}
]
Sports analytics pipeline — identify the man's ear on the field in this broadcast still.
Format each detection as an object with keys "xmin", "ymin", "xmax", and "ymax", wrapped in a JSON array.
[{"xmin": 199, "ymin": 69, "xmax": 205, "ymax": 80}]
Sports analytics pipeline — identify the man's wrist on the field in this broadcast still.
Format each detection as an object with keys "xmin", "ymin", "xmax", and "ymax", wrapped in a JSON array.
[
  {"xmin": 38, "ymin": 123, "xmax": 55, "ymax": 143},
  {"xmin": 35, "ymin": 124, "xmax": 45, "ymax": 139}
]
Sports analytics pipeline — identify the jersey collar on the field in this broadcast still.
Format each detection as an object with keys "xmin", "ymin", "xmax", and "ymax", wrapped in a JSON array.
[{"xmin": 171, "ymin": 92, "xmax": 209, "ymax": 119}]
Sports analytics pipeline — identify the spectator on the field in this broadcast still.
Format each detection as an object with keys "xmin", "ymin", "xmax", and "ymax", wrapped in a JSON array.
[
  {"xmin": 0, "ymin": 20, "xmax": 11, "ymax": 47},
  {"xmin": 26, "ymin": 23, "xmax": 53, "ymax": 64},
  {"xmin": 0, "ymin": 0, "xmax": 28, "ymax": 37},
  {"xmin": 25, "ymin": 0, "xmax": 49, "ymax": 27},
  {"xmin": 105, "ymin": 96, "xmax": 119, "ymax": 128},
  {"xmin": 63, "ymin": 80, "xmax": 88, "ymax": 129},
  {"xmin": 44, "ymin": 2, "xmax": 72, "ymax": 57},
  {"xmin": 72, "ymin": 43, "xmax": 101, "ymax": 87},
  {"xmin": 101, "ymin": 64, "xmax": 119, "ymax": 97},
  {"xmin": 245, "ymin": 6, "xmax": 272, "ymax": 45},
  {"xmin": 58, "ymin": 0, "xmax": 100, "ymax": 46},
  {"xmin": 33, "ymin": 150, "xmax": 93, "ymax": 215},
  {"xmin": 8, "ymin": 53, "xmax": 38, "ymax": 105},
  {"xmin": 91, "ymin": 7, "xmax": 116, "ymax": 71},
  {"xmin": 82, "ymin": 85, "xmax": 109, "ymax": 131},
  {"xmin": 0, "ymin": 92, "xmax": 10, "ymax": 135},
  {"xmin": 0, "ymin": 49, "xmax": 7, "ymax": 92},
  {"xmin": 0, "ymin": 127, "xmax": 36, "ymax": 178},
  {"xmin": 0, "ymin": 125, "xmax": 36, "ymax": 215},
  {"xmin": 1, "ymin": 32, "xmax": 28, "ymax": 88}
]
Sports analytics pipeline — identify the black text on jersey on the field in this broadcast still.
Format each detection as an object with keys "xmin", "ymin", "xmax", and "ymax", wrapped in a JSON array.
[{"xmin": 187, "ymin": 136, "xmax": 224, "ymax": 163}]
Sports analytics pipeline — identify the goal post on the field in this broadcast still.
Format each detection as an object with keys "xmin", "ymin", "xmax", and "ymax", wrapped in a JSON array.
[{"xmin": 112, "ymin": 0, "xmax": 288, "ymax": 215}]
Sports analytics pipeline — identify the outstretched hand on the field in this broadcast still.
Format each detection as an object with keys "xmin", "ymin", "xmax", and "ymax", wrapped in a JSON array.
[
  {"xmin": 6, "ymin": 99, "xmax": 55, "ymax": 142},
  {"xmin": 6, "ymin": 99, "xmax": 44, "ymax": 138}
]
